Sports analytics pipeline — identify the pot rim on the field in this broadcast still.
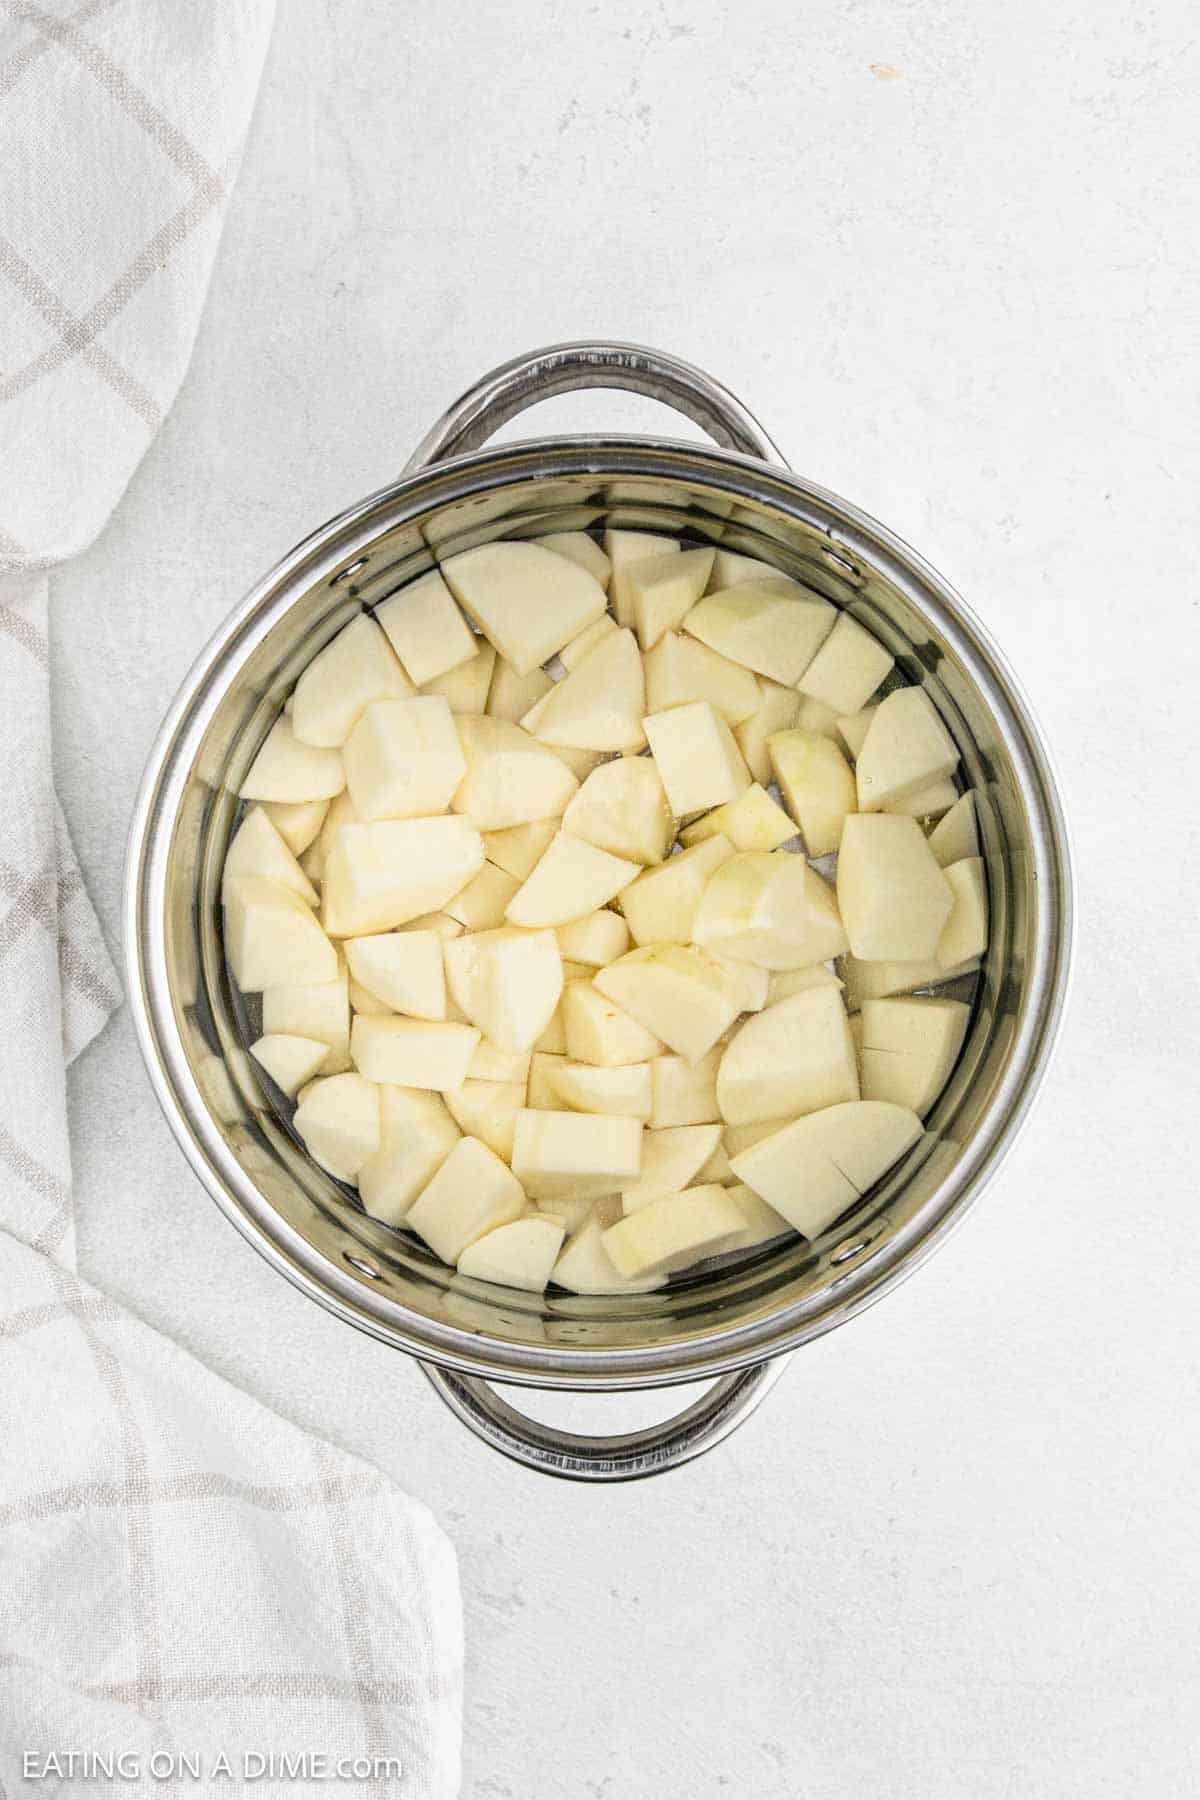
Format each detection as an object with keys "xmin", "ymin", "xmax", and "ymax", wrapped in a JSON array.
[{"xmin": 124, "ymin": 432, "xmax": 1075, "ymax": 1390}]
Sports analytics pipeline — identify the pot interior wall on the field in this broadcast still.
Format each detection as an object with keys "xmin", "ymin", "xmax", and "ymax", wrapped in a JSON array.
[{"xmin": 157, "ymin": 458, "xmax": 1044, "ymax": 1367}]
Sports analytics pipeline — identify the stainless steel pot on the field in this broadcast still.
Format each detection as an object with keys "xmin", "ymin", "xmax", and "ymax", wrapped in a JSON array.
[{"xmin": 125, "ymin": 342, "xmax": 1074, "ymax": 1481}]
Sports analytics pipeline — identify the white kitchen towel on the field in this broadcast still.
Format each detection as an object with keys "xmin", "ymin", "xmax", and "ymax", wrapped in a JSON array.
[{"xmin": 0, "ymin": 7, "xmax": 464, "ymax": 1792}]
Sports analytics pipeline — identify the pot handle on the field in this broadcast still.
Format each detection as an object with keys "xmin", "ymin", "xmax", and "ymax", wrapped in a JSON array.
[
  {"xmin": 404, "ymin": 339, "xmax": 787, "ymax": 472},
  {"xmin": 418, "ymin": 1356, "xmax": 790, "ymax": 1482}
]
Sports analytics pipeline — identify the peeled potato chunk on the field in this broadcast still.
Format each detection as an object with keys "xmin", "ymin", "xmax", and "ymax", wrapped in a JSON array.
[
  {"xmin": 707, "ymin": 549, "xmax": 780, "ymax": 590},
  {"xmin": 594, "ymin": 945, "xmax": 742, "ymax": 1065},
  {"xmin": 557, "ymin": 612, "xmax": 619, "ymax": 670},
  {"xmin": 629, "ymin": 547, "xmax": 715, "ymax": 650},
  {"xmin": 717, "ymin": 988, "xmax": 860, "ymax": 1126},
  {"xmin": 679, "ymin": 784, "xmax": 796, "ymax": 854},
  {"xmin": 293, "ymin": 1072, "xmax": 381, "ymax": 1182},
  {"xmin": 859, "ymin": 997, "xmax": 970, "ymax": 1115},
  {"xmin": 322, "ymin": 815, "xmax": 484, "ymax": 936},
  {"xmin": 458, "ymin": 1216, "xmax": 565, "ymax": 1291},
  {"xmin": 351, "ymin": 1015, "xmax": 479, "ymax": 1090},
  {"xmin": 928, "ymin": 791, "xmax": 979, "ymax": 867},
  {"xmin": 767, "ymin": 964, "xmax": 843, "ymax": 1004},
  {"xmin": 240, "ymin": 715, "xmax": 345, "ymax": 805},
  {"xmin": 620, "ymin": 1123, "xmax": 723, "ymax": 1212},
  {"xmin": 452, "ymin": 716, "xmax": 579, "ymax": 830},
  {"xmin": 249, "ymin": 1033, "xmax": 329, "ymax": 1097},
  {"xmin": 854, "ymin": 687, "xmax": 960, "ymax": 813},
  {"xmin": 837, "ymin": 815, "xmax": 954, "ymax": 962},
  {"xmin": 468, "ymin": 1039, "xmax": 531, "ymax": 1083},
  {"xmin": 883, "ymin": 777, "xmax": 959, "ymax": 819},
  {"xmin": 650, "ymin": 1048, "xmax": 722, "ymax": 1127},
  {"xmin": 358, "ymin": 1086, "xmax": 461, "ymax": 1224},
  {"xmin": 556, "ymin": 909, "xmax": 630, "ymax": 967},
  {"xmin": 604, "ymin": 529, "xmax": 680, "ymax": 627},
  {"xmin": 602, "ymin": 1185, "xmax": 746, "ymax": 1278},
  {"xmin": 483, "ymin": 818, "xmax": 559, "ymax": 881},
  {"xmin": 683, "ymin": 578, "xmax": 835, "ymax": 684},
  {"xmin": 223, "ymin": 806, "xmax": 318, "ymax": 906},
  {"xmin": 838, "ymin": 951, "xmax": 979, "ymax": 1011},
  {"xmin": 345, "ymin": 929, "xmax": 445, "ymax": 1020},
  {"xmin": 619, "ymin": 834, "xmax": 734, "ymax": 946},
  {"xmin": 441, "ymin": 541, "xmax": 607, "ymax": 673},
  {"xmin": 512, "ymin": 1109, "xmax": 643, "ymax": 1203},
  {"xmin": 537, "ymin": 530, "xmax": 613, "ymax": 588},
  {"xmin": 643, "ymin": 631, "xmax": 761, "ymax": 725},
  {"xmin": 644, "ymin": 700, "xmax": 751, "ymax": 817},
  {"xmin": 376, "ymin": 569, "xmax": 477, "ymax": 687},
  {"xmin": 443, "ymin": 926, "xmax": 563, "ymax": 1052},
  {"xmin": 936, "ymin": 856, "xmax": 989, "ymax": 967},
  {"xmin": 262, "ymin": 967, "xmax": 351, "ymax": 1072},
  {"xmin": 734, "ymin": 676, "xmax": 801, "ymax": 787},
  {"xmin": 406, "ymin": 1136, "xmax": 526, "ymax": 1262},
  {"xmin": 224, "ymin": 877, "xmax": 337, "ymax": 991},
  {"xmin": 837, "ymin": 705, "xmax": 877, "ymax": 762},
  {"xmin": 528, "ymin": 628, "xmax": 646, "ymax": 753},
  {"xmin": 487, "ymin": 656, "xmax": 554, "ymax": 724},
  {"xmin": 443, "ymin": 1080, "xmax": 527, "ymax": 1162},
  {"xmin": 768, "ymin": 729, "xmax": 857, "ymax": 857},
  {"xmin": 797, "ymin": 611, "xmax": 895, "ymax": 715},
  {"xmin": 794, "ymin": 696, "xmax": 842, "ymax": 741},
  {"xmin": 421, "ymin": 640, "xmax": 495, "ymax": 713},
  {"xmin": 731, "ymin": 1100, "xmax": 922, "ymax": 1237},
  {"xmin": 342, "ymin": 695, "xmax": 466, "ymax": 821},
  {"xmin": 550, "ymin": 1059, "xmax": 653, "ymax": 1119},
  {"xmin": 692, "ymin": 852, "xmax": 849, "ymax": 970},
  {"xmin": 562, "ymin": 979, "xmax": 664, "ymax": 1067},
  {"xmin": 262, "ymin": 796, "xmax": 329, "ymax": 857},
  {"xmin": 562, "ymin": 757, "xmax": 675, "ymax": 866},
  {"xmin": 506, "ymin": 831, "xmax": 641, "ymax": 928},
  {"xmin": 551, "ymin": 1211, "xmax": 665, "ymax": 1294},
  {"xmin": 528, "ymin": 1050, "xmax": 567, "ymax": 1108},
  {"xmin": 292, "ymin": 614, "xmax": 413, "ymax": 748}
]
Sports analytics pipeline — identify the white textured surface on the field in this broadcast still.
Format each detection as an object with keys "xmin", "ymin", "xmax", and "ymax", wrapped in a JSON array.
[{"xmin": 52, "ymin": 3, "xmax": 1199, "ymax": 1795}]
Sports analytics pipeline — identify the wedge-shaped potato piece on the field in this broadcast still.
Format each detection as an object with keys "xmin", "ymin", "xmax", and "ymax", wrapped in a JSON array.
[
  {"xmin": 650, "ymin": 1048, "xmax": 722, "ymax": 1127},
  {"xmin": 552, "ymin": 1211, "xmax": 665, "ymax": 1294},
  {"xmin": 768, "ymin": 729, "xmax": 857, "ymax": 857},
  {"xmin": 562, "ymin": 980, "xmax": 664, "ymax": 1066},
  {"xmin": 837, "ymin": 952, "xmax": 978, "ymax": 1010},
  {"xmin": 261, "ymin": 797, "xmax": 328, "ymax": 858},
  {"xmin": 602, "ymin": 1184, "xmax": 745, "ymax": 1277},
  {"xmin": 527, "ymin": 628, "xmax": 646, "ymax": 753},
  {"xmin": 717, "ymin": 988, "xmax": 859, "ymax": 1126},
  {"xmin": 342, "ymin": 695, "xmax": 466, "ymax": 822},
  {"xmin": 928, "ymin": 791, "xmax": 978, "ymax": 867},
  {"xmin": 452, "ymin": 716, "xmax": 578, "ymax": 830},
  {"xmin": 556, "ymin": 909, "xmax": 630, "ymax": 967},
  {"xmin": 528, "ymin": 1050, "xmax": 567, "ymax": 1108},
  {"xmin": 249, "ymin": 1033, "xmax": 329, "ymax": 1097},
  {"xmin": 512, "ymin": 1109, "xmax": 643, "ymax": 1202},
  {"xmin": 468, "ymin": 1039, "xmax": 531, "ymax": 1083},
  {"xmin": 643, "ymin": 631, "xmax": 761, "ymax": 725},
  {"xmin": 224, "ymin": 877, "xmax": 337, "ymax": 991},
  {"xmin": 837, "ymin": 705, "xmax": 877, "ymax": 761},
  {"xmin": 374, "ymin": 569, "xmax": 476, "ymax": 686},
  {"xmin": 798, "ymin": 611, "xmax": 894, "ymax": 715},
  {"xmin": 240, "ymin": 715, "xmax": 345, "ymax": 804},
  {"xmin": 604, "ymin": 529, "xmax": 679, "ymax": 627},
  {"xmin": 537, "ymin": 531, "xmax": 612, "ymax": 588},
  {"xmin": 936, "ymin": 856, "xmax": 988, "ymax": 967},
  {"xmin": 620, "ymin": 1124, "xmax": 722, "ymax": 1212},
  {"xmin": 679, "ymin": 784, "xmax": 796, "ymax": 854},
  {"xmin": 883, "ymin": 777, "xmax": 959, "ymax": 819},
  {"xmin": 443, "ymin": 926, "xmax": 562, "ymax": 1052},
  {"xmin": 710, "ymin": 952, "xmax": 769, "ymax": 1012},
  {"xmin": 441, "ymin": 541, "xmax": 607, "ymax": 673},
  {"xmin": 859, "ymin": 997, "xmax": 970, "ymax": 1115},
  {"xmin": 443, "ymin": 1079, "xmax": 527, "ymax": 1162},
  {"xmin": 731, "ymin": 1100, "xmax": 922, "ymax": 1237},
  {"xmin": 562, "ymin": 757, "xmax": 674, "ymax": 866},
  {"xmin": 855, "ymin": 687, "xmax": 960, "ymax": 812},
  {"xmin": 683, "ymin": 579, "xmax": 835, "ymax": 684},
  {"xmin": 535, "ymin": 1195, "xmax": 599, "ymax": 1236},
  {"xmin": 506, "ymin": 832, "xmax": 641, "ymax": 928},
  {"xmin": 293, "ymin": 1072, "xmax": 381, "ymax": 1182},
  {"xmin": 487, "ymin": 655, "xmax": 554, "ymax": 724},
  {"xmin": 629, "ymin": 547, "xmax": 715, "ymax": 650},
  {"xmin": 707, "ymin": 549, "xmax": 780, "ymax": 590},
  {"xmin": 458, "ymin": 1215, "xmax": 565, "ymax": 1291},
  {"xmin": 443, "ymin": 861, "xmax": 521, "ymax": 931},
  {"xmin": 262, "ymin": 967, "xmax": 351, "ymax": 1072},
  {"xmin": 420, "ymin": 640, "xmax": 495, "ymax": 713},
  {"xmin": 224, "ymin": 806, "xmax": 318, "ymax": 906},
  {"xmin": 837, "ymin": 815, "xmax": 954, "ymax": 961},
  {"xmin": 322, "ymin": 816, "xmax": 484, "ymax": 936},
  {"xmin": 345, "ymin": 929, "xmax": 444, "ymax": 1020},
  {"xmin": 550, "ymin": 1060, "xmax": 653, "ymax": 1119},
  {"xmin": 351, "ymin": 1015, "xmax": 479, "ymax": 1089},
  {"xmin": 595, "ymin": 945, "xmax": 742, "ymax": 1064},
  {"xmin": 692, "ymin": 852, "xmax": 848, "ymax": 970},
  {"xmin": 482, "ymin": 818, "xmax": 559, "ymax": 881},
  {"xmin": 292, "ymin": 614, "xmax": 412, "ymax": 748},
  {"xmin": 357, "ymin": 1086, "xmax": 461, "ymax": 1223},
  {"xmin": 768, "ymin": 963, "xmax": 843, "ymax": 1004},
  {"xmin": 724, "ymin": 1183, "xmax": 793, "ymax": 1249},
  {"xmin": 734, "ymin": 676, "xmax": 801, "ymax": 786},
  {"xmin": 644, "ymin": 701, "xmax": 751, "ymax": 817},
  {"xmin": 557, "ymin": 612, "xmax": 619, "ymax": 671},
  {"xmin": 619, "ymin": 835, "xmax": 735, "ymax": 946},
  {"xmin": 407, "ymin": 1136, "xmax": 526, "ymax": 1262}
]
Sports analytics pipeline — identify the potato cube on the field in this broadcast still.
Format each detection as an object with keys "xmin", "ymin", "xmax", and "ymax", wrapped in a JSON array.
[
  {"xmin": 707, "ymin": 550, "xmax": 780, "ymax": 589},
  {"xmin": 724, "ymin": 1183, "xmax": 793, "ymax": 1249},
  {"xmin": 249, "ymin": 1033, "xmax": 329, "ymax": 1097},
  {"xmin": 643, "ymin": 631, "xmax": 761, "ymax": 725},
  {"xmin": 452, "ymin": 715, "xmax": 579, "ymax": 830},
  {"xmin": 837, "ymin": 815, "xmax": 954, "ymax": 961},
  {"xmin": 350, "ymin": 1015, "xmax": 479, "ymax": 1089},
  {"xmin": 556, "ymin": 909, "xmax": 630, "ymax": 967},
  {"xmin": 421, "ymin": 640, "xmax": 495, "ymax": 713},
  {"xmin": 322, "ymin": 816, "xmax": 484, "ymax": 936},
  {"xmin": 443, "ymin": 926, "xmax": 563, "ymax": 1052},
  {"xmin": 549, "ymin": 1060, "xmax": 653, "ymax": 1119},
  {"xmin": 261, "ymin": 967, "xmax": 351, "ymax": 1072},
  {"xmin": 551, "ymin": 1211, "xmax": 665, "ymax": 1294},
  {"xmin": 512, "ymin": 1109, "xmax": 643, "ymax": 1202},
  {"xmin": 854, "ymin": 687, "xmax": 960, "ymax": 813},
  {"xmin": 442, "ymin": 1080, "xmax": 527, "ymax": 1162},
  {"xmin": 716, "ymin": 988, "xmax": 859, "ymax": 1125},
  {"xmin": 734, "ymin": 676, "xmax": 801, "ymax": 786},
  {"xmin": 528, "ymin": 1051, "xmax": 567, "ymax": 1108},
  {"xmin": 262, "ymin": 796, "xmax": 329, "ymax": 857},
  {"xmin": 562, "ymin": 980, "xmax": 664, "ymax": 1066},
  {"xmin": 457, "ymin": 1216, "xmax": 565, "ymax": 1291},
  {"xmin": 223, "ymin": 806, "xmax": 318, "ymax": 906},
  {"xmin": 928, "ymin": 791, "xmax": 979, "ymax": 866},
  {"xmin": 406, "ymin": 1137, "xmax": 526, "ymax": 1262},
  {"xmin": 678, "ymin": 784, "xmax": 796, "ymax": 854},
  {"xmin": 239, "ymin": 715, "xmax": 345, "ymax": 804},
  {"xmin": 619, "ymin": 835, "xmax": 735, "ymax": 946},
  {"xmin": 467, "ymin": 1040, "xmax": 531, "ymax": 1084},
  {"xmin": 936, "ymin": 856, "xmax": 989, "ymax": 967},
  {"xmin": 602, "ymin": 1185, "xmax": 746, "ymax": 1277},
  {"xmin": 604, "ymin": 529, "xmax": 680, "ymax": 627},
  {"xmin": 836, "ymin": 705, "xmax": 877, "ymax": 761},
  {"xmin": 629, "ymin": 547, "xmax": 715, "ymax": 650},
  {"xmin": 767, "ymin": 964, "xmax": 843, "ymax": 1004},
  {"xmin": 537, "ymin": 531, "xmax": 612, "ymax": 588},
  {"xmin": 650, "ymin": 1048, "xmax": 722, "ymax": 1127},
  {"xmin": 375, "ymin": 569, "xmax": 477, "ymax": 686},
  {"xmin": 443, "ymin": 861, "xmax": 521, "ymax": 931},
  {"xmin": 292, "ymin": 614, "xmax": 412, "ymax": 748},
  {"xmin": 442, "ymin": 541, "xmax": 607, "ymax": 673},
  {"xmin": 620, "ymin": 1124, "xmax": 723, "ymax": 1212},
  {"xmin": 357, "ymin": 1086, "xmax": 461, "ymax": 1223},
  {"xmin": 594, "ymin": 945, "xmax": 742, "ymax": 1064},
  {"xmin": 293, "ymin": 1072, "xmax": 381, "ymax": 1182},
  {"xmin": 562, "ymin": 757, "xmax": 675, "ymax": 866},
  {"xmin": 487, "ymin": 655, "xmax": 554, "ymax": 724},
  {"xmin": 859, "ymin": 997, "xmax": 970, "ymax": 1115},
  {"xmin": 506, "ymin": 832, "xmax": 641, "ymax": 927},
  {"xmin": 482, "ymin": 819, "xmax": 559, "ymax": 881},
  {"xmin": 224, "ymin": 877, "xmax": 337, "ymax": 991},
  {"xmin": 683, "ymin": 578, "xmax": 835, "ymax": 683},
  {"xmin": 768, "ymin": 729, "xmax": 857, "ymax": 857},
  {"xmin": 882, "ymin": 777, "xmax": 960, "ymax": 819},
  {"xmin": 341, "ymin": 695, "xmax": 464, "ymax": 822},
  {"xmin": 557, "ymin": 612, "xmax": 619, "ymax": 670},
  {"xmin": 345, "ymin": 929, "xmax": 445, "ymax": 1020},
  {"xmin": 798, "ymin": 611, "xmax": 894, "ymax": 715},
  {"xmin": 527, "ymin": 628, "xmax": 646, "ymax": 752},
  {"xmin": 692, "ymin": 852, "xmax": 848, "ymax": 970},
  {"xmin": 730, "ymin": 1100, "xmax": 922, "ymax": 1237},
  {"xmin": 644, "ymin": 701, "xmax": 751, "ymax": 817}
]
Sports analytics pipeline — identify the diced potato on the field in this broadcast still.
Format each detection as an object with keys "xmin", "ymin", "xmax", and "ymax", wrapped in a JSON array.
[
  {"xmin": 602, "ymin": 1185, "xmax": 746, "ymax": 1277},
  {"xmin": 547, "ymin": 743, "xmax": 609, "ymax": 782},
  {"xmin": 604, "ymin": 529, "xmax": 680, "ymax": 627},
  {"xmin": 859, "ymin": 997, "xmax": 970, "ymax": 1115},
  {"xmin": 768, "ymin": 730, "xmax": 857, "ymax": 857},
  {"xmin": 706, "ymin": 549, "xmax": 780, "ymax": 590},
  {"xmin": 262, "ymin": 967, "xmax": 351, "ymax": 1072},
  {"xmin": 692, "ymin": 852, "xmax": 849, "ymax": 970},
  {"xmin": 798, "ymin": 611, "xmax": 894, "ymax": 715},
  {"xmin": 683, "ymin": 579, "xmax": 835, "ymax": 684},
  {"xmin": 487, "ymin": 656, "xmax": 554, "ymax": 723},
  {"xmin": 482, "ymin": 819, "xmax": 559, "ymax": 881},
  {"xmin": 443, "ymin": 1079, "xmax": 527, "ymax": 1162},
  {"xmin": 557, "ymin": 612, "xmax": 619, "ymax": 670},
  {"xmin": 533, "ymin": 998, "xmax": 567, "ymax": 1055},
  {"xmin": 535, "ymin": 1195, "xmax": 598, "ymax": 1236},
  {"xmin": 678, "ymin": 784, "xmax": 796, "ymax": 853},
  {"xmin": 562, "ymin": 757, "xmax": 674, "ymax": 865},
  {"xmin": 322, "ymin": 816, "xmax": 484, "ymax": 936},
  {"xmin": 936, "ymin": 856, "xmax": 989, "ymax": 967},
  {"xmin": 710, "ymin": 953, "xmax": 769, "ymax": 1013},
  {"xmin": 291, "ymin": 614, "xmax": 413, "ymax": 748},
  {"xmin": 293, "ymin": 1072, "xmax": 381, "ymax": 1182},
  {"xmin": 882, "ymin": 777, "xmax": 959, "ymax": 819},
  {"xmin": 619, "ymin": 835, "xmax": 735, "ymax": 946},
  {"xmin": 527, "ymin": 628, "xmax": 647, "ymax": 752},
  {"xmin": 550, "ymin": 1060, "xmax": 653, "ymax": 1119},
  {"xmin": 724, "ymin": 1183, "xmax": 793, "ymax": 1249},
  {"xmin": 458, "ymin": 1216, "xmax": 565, "ymax": 1291},
  {"xmin": 506, "ymin": 832, "xmax": 641, "ymax": 927},
  {"xmin": 723, "ymin": 1118, "xmax": 792, "ymax": 1158},
  {"xmin": 734, "ymin": 676, "xmax": 802, "ymax": 787},
  {"xmin": 357, "ymin": 1086, "xmax": 461, "ymax": 1223},
  {"xmin": 716, "ymin": 988, "xmax": 859, "ymax": 1125},
  {"xmin": 443, "ymin": 861, "xmax": 521, "ymax": 931},
  {"xmin": 376, "ymin": 569, "xmax": 477, "ymax": 686},
  {"xmin": 650, "ymin": 1048, "xmax": 721, "ymax": 1127},
  {"xmin": 794, "ymin": 696, "xmax": 842, "ymax": 741},
  {"xmin": 468, "ymin": 1039, "xmax": 531, "ymax": 1083},
  {"xmin": 928, "ymin": 791, "xmax": 979, "ymax": 867},
  {"xmin": 730, "ymin": 1100, "xmax": 922, "ymax": 1237},
  {"xmin": 249, "ymin": 1033, "xmax": 329, "ymax": 1097},
  {"xmin": 644, "ymin": 701, "xmax": 751, "ymax": 817},
  {"xmin": 348, "ymin": 975, "xmax": 392, "ymax": 1015},
  {"xmin": 309, "ymin": 788, "xmax": 358, "ymax": 881},
  {"xmin": 629, "ymin": 547, "xmax": 716, "ymax": 650},
  {"xmin": 643, "ymin": 631, "xmax": 761, "ymax": 725},
  {"xmin": 512, "ymin": 1110, "xmax": 643, "ymax": 1202},
  {"xmin": 537, "ymin": 531, "xmax": 613, "ymax": 588},
  {"xmin": 551, "ymin": 1211, "xmax": 665, "ymax": 1294},
  {"xmin": 562, "ymin": 979, "xmax": 664, "ymax": 1067},
  {"xmin": 223, "ymin": 806, "xmax": 318, "ymax": 906},
  {"xmin": 451, "ymin": 716, "xmax": 578, "ymax": 829},
  {"xmin": 594, "ymin": 945, "xmax": 742, "ymax": 1065},
  {"xmin": 442, "ymin": 541, "xmax": 607, "ymax": 673},
  {"xmin": 239, "ymin": 715, "xmax": 345, "ymax": 804},
  {"xmin": 767, "ymin": 964, "xmax": 843, "ymax": 1004},
  {"xmin": 556, "ymin": 909, "xmax": 630, "ymax": 967},
  {"xmin": 697, "ymin": 1137, "xmax": 735, "ymax": 1183},
  {"xmin": 443, "ymin": 926, "xmax": 563, "ymax": 1052},
  {"xmin": 406, "ymin": 1137, "xmax": 526, "ymax": 1261},
  {"xmin": 855, "ymin": 687, "xmax": 960, "ymax": 813},
  {"xmin": 837, "ymin": 815, "xmax": 954, "ymax": 961},
  {"xmin": 620, "ymin": 1124, "xmax": 722, "ymax": 1211},
  {"xmin": 342, "ymin": 695, "xmax": 466, "ymax": 821},
  {"xmin": 399, "ymin": 910, "xmax": 463, "ymax": 940},
  {"xmin": 838, "ymin": 951, "xmax": 979, "ymax": 1010},
  {"xmin": 345, "ymin": 929, "xmax": 445, "ymax": 1020},
  {"xmin": 528, "ymin": 1050, "xmax": 567, "ymax": 1108},
  {"xmin": 421, "ymin": 640, "xmax": 495, "ymax": 713},
  {"xmin": 261, "ymin": 797, "xmax": 328, "ymax": 857},
  {"xmin": 351, "ymin": 1015, "xmax": 479, "ymax": 1089},
  {"xmin": 224, "ymin": 877, "xmax": 337, "ymax": 991},
  {"xmin": 836, "ymin": 705, "xmax": 877, "ymax": 762}
]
